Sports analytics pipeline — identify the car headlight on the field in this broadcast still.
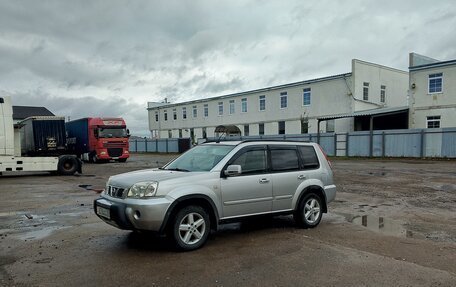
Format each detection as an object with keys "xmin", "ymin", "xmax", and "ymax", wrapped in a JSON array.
[
  {"xmin": 127, "ymin": 181, "xmax": 158, "ymax": 198},
  {"xmin": 103, "ymin": 177, "xmax": 112, "ymax": 195}
]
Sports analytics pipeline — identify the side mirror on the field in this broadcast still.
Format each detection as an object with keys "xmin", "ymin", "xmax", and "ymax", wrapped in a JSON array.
[{"xmin": 224, "ymin": 165, "xmax": 242, "ymax": 177}]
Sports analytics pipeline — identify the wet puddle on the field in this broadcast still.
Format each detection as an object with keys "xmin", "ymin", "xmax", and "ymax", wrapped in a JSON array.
[
  {"xmin": 16, "ymin": 226, "xmax": 70, "ymax": 241},
  {"xmin": 341, "ymin": 213, "xmax": 413, "ymax": 238}
]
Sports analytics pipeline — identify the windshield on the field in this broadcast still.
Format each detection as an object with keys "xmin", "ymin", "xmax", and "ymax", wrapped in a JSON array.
[
  {"xmin": 98, "ymin": 128, "xmax": 128, "ymax": 138},
  {"xmin": 165, "ymin": 145, "xmax": 234, "ymax": 172}
]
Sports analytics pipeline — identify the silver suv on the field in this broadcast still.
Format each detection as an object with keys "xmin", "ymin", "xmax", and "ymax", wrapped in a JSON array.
[{"xmin": 94, "ymin": 140, "xmax": 336, "ymax": 250}]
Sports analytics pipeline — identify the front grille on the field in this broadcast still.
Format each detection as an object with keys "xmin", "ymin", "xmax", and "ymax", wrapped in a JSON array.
[
  {"xmin": 106, "ymin": 185, "xmax": 125, "ymax": 198},
  {"xmin": 108, "ymin": 148, "xmax": 123, "ymax": 157},
  {"xmin": 103, "ymin": 141, "xmax": 126, "ymax": 148}
]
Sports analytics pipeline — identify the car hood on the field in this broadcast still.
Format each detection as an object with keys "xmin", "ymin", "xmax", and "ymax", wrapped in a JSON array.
[{"xmin": 108, "ymin": 169, "xmax": 200, "ymax": 188}]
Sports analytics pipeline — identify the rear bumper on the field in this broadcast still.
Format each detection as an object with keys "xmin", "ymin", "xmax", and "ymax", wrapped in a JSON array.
[
  {"xmin": 324, "ymin": 184, "xmax": 337, "ymax": 203},
  {"xmin": 94, "ymin": 196, "xmax": 172, "ymax": 232}
]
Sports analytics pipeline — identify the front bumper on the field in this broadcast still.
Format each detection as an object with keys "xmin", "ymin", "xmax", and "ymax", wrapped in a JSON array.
[
  {"xmin": 96, "ymin": 152, "xmax": 129, "ymax": 160},
  {"xmin": 94, "ymin": 196, "xmax": 172, "ymax": 232}
]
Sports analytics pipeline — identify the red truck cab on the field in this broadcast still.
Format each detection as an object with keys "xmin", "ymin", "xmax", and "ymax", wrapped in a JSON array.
[{"xmin": 66, "ymin": 117, "xmax": 130, "ymax": 162}]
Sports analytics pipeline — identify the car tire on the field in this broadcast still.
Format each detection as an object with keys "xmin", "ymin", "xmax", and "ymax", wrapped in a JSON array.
[
  {"xmin": 171, "ymin": 205, "xmax": 210, "ymax": 251},
  {"xmin": 294, "ymin": 193, "xmax": 323, "ymax": 228},
  {"xmin": 57, "ymin": 156, "xmax": 79, "ymax": 175},
  {"xmin": 118, "ymin": 158, "xmax": 127, "ymax": 163}
]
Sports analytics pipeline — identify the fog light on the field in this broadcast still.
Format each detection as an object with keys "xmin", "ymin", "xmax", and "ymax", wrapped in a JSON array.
[
  {"xmin": 100, "ymin": 151, "xmax": 107, "ymax": 155},
  {"xmin": 134, "ymin": 210, "xmax": 141, "ymax": 220}
]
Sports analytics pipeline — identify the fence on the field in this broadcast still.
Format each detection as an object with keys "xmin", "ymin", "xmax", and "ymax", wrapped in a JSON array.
[
  {"xmin": 131, "ymin": 128, "xmax": 456, "ymax": 158},
  {"xmin": 129, "ymin": 138, "xmax": 191, "ymax": 153},
  {"xmin": 206, "ymin": 127, "xmax": 456, "ymax": 158}
]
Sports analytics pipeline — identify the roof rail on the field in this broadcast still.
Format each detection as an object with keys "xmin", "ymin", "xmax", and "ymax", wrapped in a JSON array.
[
  {"xmin": 239, "ymin": 139, "xmax": 313, "ymax": 144},
  {"xmin": 202, "ymin": 138, "xmax": 314, "ymax": 145}
]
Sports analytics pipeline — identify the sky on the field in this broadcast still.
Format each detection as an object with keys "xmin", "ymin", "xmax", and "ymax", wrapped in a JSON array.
[{"xmin": 1, "ymin": 0, "xmax": 455, "ymax": 136}]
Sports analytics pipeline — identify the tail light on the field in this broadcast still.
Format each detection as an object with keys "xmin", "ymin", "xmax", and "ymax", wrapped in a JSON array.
[{"xmin": 317, "ymin": 144, "xmax": 333, "ymax": 170}]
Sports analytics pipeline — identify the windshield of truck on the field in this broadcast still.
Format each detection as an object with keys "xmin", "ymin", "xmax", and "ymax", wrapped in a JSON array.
[
  {"xmin": 164, "ymin": 144, "xmax": 234, "ymax": 172},
  {"xmin": 98, "ymin": 128, "xmax": 128, "ymax": 138}
]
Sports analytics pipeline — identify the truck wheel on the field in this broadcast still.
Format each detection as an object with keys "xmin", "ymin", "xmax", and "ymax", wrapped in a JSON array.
[
  {"xmin": 57, "ymin": 156, "xmax": 79, "ymax": 175},
  {"xmin": 171, "ymin": 205, "xmax": 210, "ymax": 251},
  {"xmin": 294, "ymin": 193, "xmax": 323, "ymax": 228},
  {"xmin": 89, "ymin": 153, "xmax": 96, "ymax": 163}
]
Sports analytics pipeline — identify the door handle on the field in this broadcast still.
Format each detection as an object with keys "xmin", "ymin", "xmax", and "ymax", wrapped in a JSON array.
[
  {"xmin": 297, "ymin": 175, "xmax": 306, "ymax": 180},
  {"xmin": 259, "ymin": 178, "xmax": 270, "ymax": 183}
]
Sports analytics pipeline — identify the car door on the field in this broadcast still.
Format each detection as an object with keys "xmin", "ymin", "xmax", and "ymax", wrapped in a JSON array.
[
  {"xmin": 220, "ymin": 145, "xmax": 272, "ymax": 218},
  {"xmin": 269, "ymin": 145, "xmax": 304, "ymax": 211}
]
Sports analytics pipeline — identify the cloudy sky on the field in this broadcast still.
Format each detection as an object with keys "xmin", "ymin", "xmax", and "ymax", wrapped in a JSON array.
[{"xmin": 1, "ymin": 0, "xmax": 455, "ymax": 136}]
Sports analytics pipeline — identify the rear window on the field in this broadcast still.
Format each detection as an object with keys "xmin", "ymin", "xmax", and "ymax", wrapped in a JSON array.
[
  {"xmin": 298, "ymin": 146, "xmax": 319, "ymax": 169},
  {"xmin": 270, "ymin": 149, "xmax": 300, "ymax": 171}
]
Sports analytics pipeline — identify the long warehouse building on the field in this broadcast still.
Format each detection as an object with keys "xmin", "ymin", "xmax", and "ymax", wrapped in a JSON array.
[{"xmin": 148, "ymin": 59, "xmax": 408, "ymax": 140}]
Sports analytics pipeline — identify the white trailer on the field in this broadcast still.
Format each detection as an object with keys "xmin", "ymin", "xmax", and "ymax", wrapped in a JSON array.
[{"xmin": 0, "ymin": 96, "xmax": 81, "ymax": 175}]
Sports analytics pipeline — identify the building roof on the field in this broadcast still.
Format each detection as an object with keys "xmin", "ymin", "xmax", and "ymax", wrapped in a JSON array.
[
  {"xmin": 317, "ymin": 106, "xmax": 409, "ymax": 121},
  {"xmin": 147, "ymin": 72, "xmax": 352, "ymax": 110},
  {"xmin": 12, "ymin": 106, "xmax": 55, "ymax": 120},
  {"xmin": 409, "ymin": 59, "xmax": 456, "ymax": 71}
]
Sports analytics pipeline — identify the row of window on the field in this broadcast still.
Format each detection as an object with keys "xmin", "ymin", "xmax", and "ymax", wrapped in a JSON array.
[
  {"xmin": 363, "ymin": 82, "xmax": 387, "ymax": 103},
  {"xmin": 228, "ymin": 145, "xmax": 319, "ymax": 175},
  {"xmin": 155, "ymin": 73, "xmax": 444, "ymax": 123},
  {"xmin": 165, "ymin": 119, "xmax": 338, "ymax": 139},
  {"xmin": 166, "ymin": 115, "xmax": 439, "ymax": 138},
  {"xmin": 155, "ymin": 89, "xmax": 312, "ymax": 121}
]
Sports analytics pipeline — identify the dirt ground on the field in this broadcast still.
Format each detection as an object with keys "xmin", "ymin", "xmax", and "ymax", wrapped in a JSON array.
[{"xmin": 0, "ymin": 154, "xmax": 455, "ymax": 286}]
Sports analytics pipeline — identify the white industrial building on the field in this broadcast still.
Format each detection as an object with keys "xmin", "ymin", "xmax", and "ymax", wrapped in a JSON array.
[
  {"xmin": 148, "ymin": 59, "xmax": 409, "ymax": 140},
  {"xmin": 408, "ymin": 53, "xmax": 456, "ymax": 129}
]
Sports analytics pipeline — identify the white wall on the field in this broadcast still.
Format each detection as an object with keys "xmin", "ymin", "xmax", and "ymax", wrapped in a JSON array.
[
  {"xmin": 148, "ymin": 75, "xmax": 353, "ymax": 137},
  {"xmin": 409, "ymin": 64, "xmax": 456, "ymax": 128},
  {"xmin": 413, "ymin": 108, "xmax": 456, "ymax": 129},
  {"xmin": 352, "ymin": 59, "xmax": 409, "ymax": 109}
]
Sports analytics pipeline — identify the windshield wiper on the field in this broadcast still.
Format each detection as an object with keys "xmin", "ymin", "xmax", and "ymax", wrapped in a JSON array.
[{"xmin": 165, "ymin": 167, "xmax": 190, "ymax": 172}]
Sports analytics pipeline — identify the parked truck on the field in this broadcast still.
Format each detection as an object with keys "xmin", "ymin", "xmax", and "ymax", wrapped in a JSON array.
[
  {"xmin": 0, "ymin": 96, "xmax": 81, "ymax": 175},
  {"xmin": 66, "ymin": 117, "xmax": 130, "ymax": 163}
]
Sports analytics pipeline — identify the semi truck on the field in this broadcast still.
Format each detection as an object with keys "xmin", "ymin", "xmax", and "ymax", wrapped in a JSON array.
[
  {"xmin": 66, "ymin": 117, "xmax": 130, "ymax": 163},
  {"xmin": 0, "ymin": 96, "xmax": 81, "ymax": 175}
]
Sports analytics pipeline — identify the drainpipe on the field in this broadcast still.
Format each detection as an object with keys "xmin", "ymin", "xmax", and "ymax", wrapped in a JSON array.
[{"xmin": 369, "ymin": 116, "xmax": 374, "ymax": 157}]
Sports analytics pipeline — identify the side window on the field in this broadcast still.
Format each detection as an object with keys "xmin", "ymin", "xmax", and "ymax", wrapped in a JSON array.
[
  {"xmin": 231, "ymin": 149, "xmax": 267, "ymax": 174},
  {"xmin": 270, "ymin": 149, "xmax": 299, "ymax": 171},
  {"xmin": 298, "ymin": 146, "xmax": 320, "ymax": 169}
]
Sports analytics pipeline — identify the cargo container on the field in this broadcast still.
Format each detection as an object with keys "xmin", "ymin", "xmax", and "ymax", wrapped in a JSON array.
[
  {"xmin": 66, "ymin": 117, "xmax": 130, "ymax": 162},
  {"xmin": 20, "ymin": 116, "xmax": 67, "ymax": 156},
  {"xmin": 0, "ymin": 96, "xmax": 81, "ymax": 175}
]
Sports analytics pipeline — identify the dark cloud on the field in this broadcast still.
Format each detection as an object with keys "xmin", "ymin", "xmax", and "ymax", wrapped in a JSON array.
[{"xmin": 0, "ymin": 0, "xmax": 455, "ymax": 136}]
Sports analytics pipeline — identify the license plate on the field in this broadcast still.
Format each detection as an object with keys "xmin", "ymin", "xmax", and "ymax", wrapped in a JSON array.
[{"xmin": 96, "ymin": 206, "xmax": 110, "ymax": 219}]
